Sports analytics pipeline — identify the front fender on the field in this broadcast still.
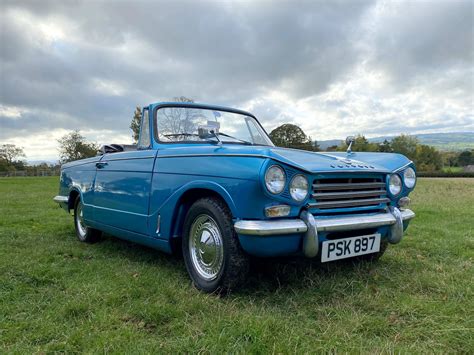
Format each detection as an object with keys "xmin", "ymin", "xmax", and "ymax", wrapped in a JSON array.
[
  {"xmin": 149, "ymin": 177, "xmax": 260, "ymax": 241},
  {"xmin": 156, "ymin": 180, "xmax": 238, "ymax": 217}
]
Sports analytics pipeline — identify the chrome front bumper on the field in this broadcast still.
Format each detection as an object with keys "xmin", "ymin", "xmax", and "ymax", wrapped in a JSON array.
[
  {"xmin": 53, "ymin": 195, "xmax": 68, "ymax": 204},
  {"xmin": 234, "ymin": 208, "xmax": 415, "ymax": 257}
]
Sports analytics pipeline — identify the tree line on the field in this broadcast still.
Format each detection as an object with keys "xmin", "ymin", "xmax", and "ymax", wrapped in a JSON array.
[
  {"xmin": 269, "ymin": 124, "xmax": 473, "ymax": 172},
  {"xmin": 0, "ymin": 131, "xmax": 99, "ymax": 175},
  {"xmin": 1, "ymin": 113, "xmax": 472, "ymax": 175}
]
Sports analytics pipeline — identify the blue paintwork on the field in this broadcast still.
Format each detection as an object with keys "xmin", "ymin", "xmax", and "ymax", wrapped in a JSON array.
[
  {"xmin": 57, "ymin": 102, "xmax": 416, "ymax": 257},
  {"xmin": 93, "ymin": 150, "xmax": 156, "ymax": 235}
]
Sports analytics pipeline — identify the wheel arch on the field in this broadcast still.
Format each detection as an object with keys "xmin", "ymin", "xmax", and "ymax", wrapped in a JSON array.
[
  {"xmin": 67, "ymin": 188, "xmax": 82, "ymax": 211},
  {"xmin": 169, "ymin": 182, "xmax": 237, "ymax": 240}
]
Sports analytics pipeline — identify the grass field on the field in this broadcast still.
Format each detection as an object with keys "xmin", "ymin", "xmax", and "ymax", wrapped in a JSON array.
[{"xmin": 1, "ymin": 177, "xmax": 473, "ymax": 353}]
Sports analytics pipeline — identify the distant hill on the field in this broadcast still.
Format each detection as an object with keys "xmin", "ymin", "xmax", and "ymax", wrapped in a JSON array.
[
  {"xmin": 317, "ymin": 132, "xmax": 474, "ymax": 151},
  {"xmin": 317, "ymin": 139, "xmax": 343, "ymax": 150}
]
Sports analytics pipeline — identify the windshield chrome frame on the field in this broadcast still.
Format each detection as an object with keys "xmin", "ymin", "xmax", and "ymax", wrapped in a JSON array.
[{"xmin": 152, "ymin": 103, "xmax": 274, "ymax": 147}]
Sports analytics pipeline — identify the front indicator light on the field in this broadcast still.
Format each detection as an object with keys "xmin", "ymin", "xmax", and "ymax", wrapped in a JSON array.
[
  {"xmin": 265, "ymin": 205, "xmax": 291, "ymax": 218},
  {"xmin": 398, "ymin": 196, "xmax": 411, "ymax": 209}
]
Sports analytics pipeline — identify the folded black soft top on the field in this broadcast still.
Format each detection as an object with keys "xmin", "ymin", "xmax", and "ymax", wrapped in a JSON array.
[{"xmin": 99, "ymin": 144, "xmax": 137, "ymax": 155}]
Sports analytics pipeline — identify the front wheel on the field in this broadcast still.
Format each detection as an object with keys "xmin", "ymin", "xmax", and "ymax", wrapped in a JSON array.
[
  {"xmin": 182, "ymin": 197, "xmax": 249, "ymax": 293},
  {"xmin": 74, "ymin": 196, "xmax": 101, "ymax": 243}
]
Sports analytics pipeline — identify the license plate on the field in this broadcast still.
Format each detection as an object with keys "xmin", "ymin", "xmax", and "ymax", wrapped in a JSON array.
[{"xmin": 321, "ymin": 233, "xmax": 381, "ymax": 263}]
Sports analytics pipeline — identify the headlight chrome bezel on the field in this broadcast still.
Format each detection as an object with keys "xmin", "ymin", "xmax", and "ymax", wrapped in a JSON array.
[
  {"xmin": 264, "ymin": 165, "xmax": 286, "ymax": 195},
  {"xmin": 289, "ymin": 174, "xmax": 309, "ymax": 202},
  {"xmin": 403, "ymin": 167, "xmax": 416, "ymax": 189},
  {"xmin": 388, "ymin": 173, "xmax": 402, "ymax": 196}
]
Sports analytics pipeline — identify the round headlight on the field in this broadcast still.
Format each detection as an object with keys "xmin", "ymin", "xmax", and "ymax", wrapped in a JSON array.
[
  {"xmin": 265, "ymin": 165, "xmax": 286, "ymax": 194},
  {"xmin": 290, "ymin": 175, "xmax": 309, "ymax": 202},
  {"xmin": 389, "ymin": 174, "xmax": 402, "ymax": 195},
  {"xmin": 403, "ymin": 167, "xmax": 416, "ymax": 188}
]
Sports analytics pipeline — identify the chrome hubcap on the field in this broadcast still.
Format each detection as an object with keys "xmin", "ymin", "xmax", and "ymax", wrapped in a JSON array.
[
  {"xmin": 189, "ymin": 214, "xmax": 224, "ymax": 281},
  {"xmin": 76, "ymin": 201, "xmax": 87, "ymax": 239}
]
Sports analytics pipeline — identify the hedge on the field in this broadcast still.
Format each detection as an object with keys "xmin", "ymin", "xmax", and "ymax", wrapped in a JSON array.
[{"xmin": 418, "ymin": 171, "xmax": 474, "ymax": 178}]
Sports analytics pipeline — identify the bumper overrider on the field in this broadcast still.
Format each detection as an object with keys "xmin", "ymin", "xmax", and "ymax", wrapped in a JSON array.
[{"xmin": 234, "ymin": 208, "xmax": 415, "ymax": 258}]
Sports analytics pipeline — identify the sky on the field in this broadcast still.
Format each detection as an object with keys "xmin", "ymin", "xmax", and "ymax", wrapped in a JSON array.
[{"xmin": 1, "ymin": 0, "xmax": 473, "ymax": 161}]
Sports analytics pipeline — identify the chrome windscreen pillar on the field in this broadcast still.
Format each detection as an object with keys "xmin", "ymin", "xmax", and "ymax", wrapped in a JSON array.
[
  {"xmin": 300, "ymin": 210, "xmax": 319, "ymax": 257},
  {"xmin": 388, "ymin": 207, "xmax": 403, "ymax": 244}
]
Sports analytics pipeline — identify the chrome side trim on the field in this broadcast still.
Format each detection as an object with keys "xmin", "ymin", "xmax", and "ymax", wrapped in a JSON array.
[
  {"xmin": 53, "ymin": 195, "xmax": 68, "ymax": 204},
  {"xmin": 234, "ymin": 219, "xmax": 308, "ymax": 236},
  {"xmin": 156, "ymin": 214, "xmax": 161, "ymax": 234},
  {"xmin": 234, "ymin": 209, "xmax": 415, "ymax": 236},
  {"xmin": 393, "ymin": 162, "xmax": 414, "ymax": 173}
]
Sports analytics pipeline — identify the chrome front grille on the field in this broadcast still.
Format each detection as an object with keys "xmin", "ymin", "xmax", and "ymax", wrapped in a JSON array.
[{"xmin": 308, "ymin": 177, "xmax": 389, "ymax": 213}]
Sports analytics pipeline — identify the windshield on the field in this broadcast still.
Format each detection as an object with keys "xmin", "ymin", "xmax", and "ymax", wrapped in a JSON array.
[{"xmin": 155, "ymin": 106, "xmax": 273, "ymax": 146}]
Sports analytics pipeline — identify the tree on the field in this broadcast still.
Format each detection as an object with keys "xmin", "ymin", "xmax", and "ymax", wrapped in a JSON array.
[
  {"xmin": 378, "ymin": 139, "xmax": 393, "ymax": 152},
  {"xmin": 337, "ymin": 135, "xmax": 378, "ymax": 152},
  {"xmin": 158, "ymin": 97, "xmax": 197, "ymax": 138},
  {"xmin": 0, "ymin": 144, "xmax": 26, "ymax": 172},
  {"xmin": 415, "ymin": 144, "xmax": 442, "ymax": 172},
  {"xmin": 310, "ymin": 137, "xmax": 320, "ymax": 151},
  {"xmin": 326, "ymin": 144, "xmax": 339, "ymax": 152},
  {"xmin": 130, "ymin": 106, "xmax": 142, "ymax": 143},
  {"xmin": 391, "ymin": 134, "xmax": 418, "ymax": 161},
  {"xmin": 0, "ymin": 144, "xmax": 26, "ymax": 165},
  {"xmin": 57, "ymin": 130, "xmax": 100, "ymax": 164},
  {"xmin": 173, "ymin": 96, "xmax": 194, "ymax": 103},
  {"xmin": 130, "ymin": 97, "xmax": 195, "ymax": 143},
  {"xmin": 269, "ymin": 124, "xmax": 314, "ymax": 150},
  {"xmin": 458, "ymin": 150, "xmax": 473, "ymax": 166}
]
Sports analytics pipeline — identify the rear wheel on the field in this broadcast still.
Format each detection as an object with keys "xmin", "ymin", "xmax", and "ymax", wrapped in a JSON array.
[
  {"xmin": 182, "ymin": 197, "xmax": 249, "ymax": 293},
  {"xmin": 73, "ymin": 196, "xmax": 101, "ymax": 243}
]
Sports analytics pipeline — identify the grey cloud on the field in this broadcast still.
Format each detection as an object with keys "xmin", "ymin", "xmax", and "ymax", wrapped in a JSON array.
[
  {"xmin": 369, "ymin": 0, "xmax": 473, "ymax": 89},
  {"xmin": 1, "ymin": 0, "xmax": 375, "ymax": 138},
  {"xmin": 0, "ymin": 0, "xmax": 472, "ymax": 157}
]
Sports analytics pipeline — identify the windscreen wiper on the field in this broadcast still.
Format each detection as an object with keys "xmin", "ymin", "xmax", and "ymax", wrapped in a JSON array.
[
  {"xmin": 164, "ymin": 133, "xmax": 200, "ymax": 138},
  {"xmin": 217, "ymin": 132, "xmax": 253, "ymax": 145},
  {"xmin": 165, "ymin": 132, "xmax": 221, "ymax": 145}
]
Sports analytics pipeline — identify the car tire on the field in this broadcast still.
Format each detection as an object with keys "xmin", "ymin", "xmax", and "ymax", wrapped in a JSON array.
[
  {"xmin": 182, "ymin": 197, "xmax": 249, "ymax": 294},
  {"xmin": 73, "ymin": 196, "xmax": 101, "ymax": 243}
]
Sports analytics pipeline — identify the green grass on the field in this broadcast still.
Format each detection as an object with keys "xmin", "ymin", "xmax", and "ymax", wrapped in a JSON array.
[{"xmin": 1, "ymin": 177, "xmax": 473, "ymax": 353}]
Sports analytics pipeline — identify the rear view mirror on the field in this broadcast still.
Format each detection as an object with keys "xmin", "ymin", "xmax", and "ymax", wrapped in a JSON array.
[
  {"xmin": 198, "ymin": 121, "xmax": 220, "ymax": 139},
  {"xmin": 198, "ymin": 127, "xmax": 211, "ymax": 139}
]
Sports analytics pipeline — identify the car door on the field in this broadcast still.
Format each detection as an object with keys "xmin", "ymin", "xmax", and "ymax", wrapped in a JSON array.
[{"xmin": 92, "ymin": 109, "xmax": 155, "ymax": 235}]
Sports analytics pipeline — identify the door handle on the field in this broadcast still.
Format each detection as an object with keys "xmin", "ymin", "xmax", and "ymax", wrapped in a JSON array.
[{"xmin": 96, "ymin": 162, "xmax": 108, "ymax": 169}]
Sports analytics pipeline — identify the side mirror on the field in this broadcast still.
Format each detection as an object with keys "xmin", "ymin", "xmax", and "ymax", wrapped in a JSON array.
[
  {"xmin": 345, "ymin": 136, "xmax": 355, "ymax": 146},
  {"xmin": 345, "ymin": 136, "xmax": 355, "ymax": 154}
]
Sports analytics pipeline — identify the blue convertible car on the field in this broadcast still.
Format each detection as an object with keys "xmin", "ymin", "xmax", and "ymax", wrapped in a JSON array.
[{"xmin": 54, "ymin": 102, "xmax": 416, "ymax": 293}]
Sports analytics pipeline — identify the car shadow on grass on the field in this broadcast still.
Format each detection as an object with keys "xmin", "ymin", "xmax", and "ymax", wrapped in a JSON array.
[{"xmin": 93, "ymin": 233, "xmax": 391, "ymax": 299}]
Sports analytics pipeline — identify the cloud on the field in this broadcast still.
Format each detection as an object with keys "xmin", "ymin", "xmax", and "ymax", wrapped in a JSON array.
[{"xmin": 0, "ymin": 0, "xmax": 472, "ymax": 160}]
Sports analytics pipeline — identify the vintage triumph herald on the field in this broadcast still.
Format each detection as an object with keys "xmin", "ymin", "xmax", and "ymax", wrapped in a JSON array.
[{"xmin": 54, "ymin": 102, "xmax": 416, "ymax": 293}]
